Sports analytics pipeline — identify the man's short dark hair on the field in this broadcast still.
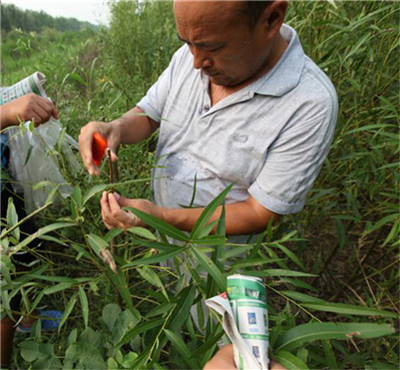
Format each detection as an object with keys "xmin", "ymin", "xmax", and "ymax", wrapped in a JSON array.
[{"xmin": 237, "ymin": 1, "xmax": 273, "ymax": 29}]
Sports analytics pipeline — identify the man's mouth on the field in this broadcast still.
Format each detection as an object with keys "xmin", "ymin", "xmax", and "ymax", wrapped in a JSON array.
[{"xmin": 203, "ymin": 70, "xmax": 219, "ymax": 77}]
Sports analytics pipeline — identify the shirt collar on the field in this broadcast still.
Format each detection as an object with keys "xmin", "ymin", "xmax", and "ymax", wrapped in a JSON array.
[{"xmin": 253, "ymin": 24, "xmax": 305, "ymax": 97}]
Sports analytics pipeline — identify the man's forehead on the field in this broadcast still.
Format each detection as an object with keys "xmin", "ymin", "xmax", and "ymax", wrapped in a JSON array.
[{"xmin": 174, "ymin": 0, "xmax": 242, "ymax": 23}]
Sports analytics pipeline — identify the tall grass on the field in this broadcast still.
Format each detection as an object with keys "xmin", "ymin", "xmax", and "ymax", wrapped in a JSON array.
[{"xmin": 1, "ymin": 1, "xmax": 398, "ymax": 369}]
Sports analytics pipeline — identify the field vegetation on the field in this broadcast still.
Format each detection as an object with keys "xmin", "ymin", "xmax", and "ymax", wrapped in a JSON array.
[{"xmin": 1, "ymin": 1, "xmax": 399, "ymax": 369}]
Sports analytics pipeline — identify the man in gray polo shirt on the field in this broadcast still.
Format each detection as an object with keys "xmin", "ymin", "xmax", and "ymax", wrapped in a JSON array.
[{"xmin": 79, "ymin": 1, "xmax": 338, "ymax": 239}]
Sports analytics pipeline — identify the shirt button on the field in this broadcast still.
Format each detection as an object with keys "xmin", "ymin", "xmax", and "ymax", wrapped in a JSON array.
[{"xmin": 204, "ymin": 105, "xmax": 210, "ymax": 112}]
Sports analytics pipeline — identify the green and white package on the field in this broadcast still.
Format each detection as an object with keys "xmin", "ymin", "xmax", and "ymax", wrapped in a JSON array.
[
  {"xmin": 227, "ymin": 274, "xmax": 269, "ymax": 370},
  {"xmin": 205, "ymin": 274, "xmax": 269, "ymax": 370}
]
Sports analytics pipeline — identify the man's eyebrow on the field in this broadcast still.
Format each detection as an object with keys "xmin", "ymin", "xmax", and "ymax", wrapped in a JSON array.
[
  {"xmin": 177, "ymin": 34, "xmax": 187, "ymax": 43},
  {"xmin": 177, "ymin": 34, "xmax": 220, "ymax": 48}
]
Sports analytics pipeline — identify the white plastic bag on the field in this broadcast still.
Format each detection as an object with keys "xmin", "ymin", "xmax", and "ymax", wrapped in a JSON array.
[
  {"xmin": 2, "ymin": 71, "xmax": 80, "ymax": 213},
  {"xmin": 7, "ymin": 118, "xmax": 80, "ymax": 213}
]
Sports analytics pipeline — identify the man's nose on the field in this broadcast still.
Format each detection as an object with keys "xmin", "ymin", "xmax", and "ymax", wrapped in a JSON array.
[{"xmin": 192, "ymin": 48, "xmax": 212, "ymax": 70}]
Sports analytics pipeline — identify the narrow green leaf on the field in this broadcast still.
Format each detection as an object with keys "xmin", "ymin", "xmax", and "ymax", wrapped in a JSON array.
[
  {"xmin": 137, "ymin": 266, "xmax": 167, "ymax": 297},
  {"xmin": 82, "ymin": 184, "xmax": 110, "ymax": 205},
  {"xmin": 190, "ymin": 327, "xmax": 224, "ymax": 361},
  {"xmin": 169, "ymin": 285, "xmax": 197, "ymax": 332},
  {"xmin": 272, "ymin": 244, "xmax": 305, "ymax": 271},
  {"xmin": 107, "ymin": 266, "xmax": 136, "ymax": 314},
  {"xmin": 43, "ymin": 283, "xmax": 73, "ymax": 295},
  {"xmin": 104, "ymin": 228, "xmax": 123, "ymax": 242},
  {"xmin": 45, "ymin": 184, "xmax": 60, "ymax": 204},
  {"xmin": 301, "ymin": 302, "xmax": 397, "ymax": 318},
  {"xmin": 344, "ymin": 123, "xmax": 394, "ymax": 135},
  {"xmin": 190, "ymin": 245, "xmax": 226, "ymax": 291},
  {"xmin": 58, "ymin": 292, "xmax": 78, "ymax": 332},
  {"xmin": 128, "ymin": 227, "xmax": 157, "ymax": 241},
  {"xmin": 224, "ymin": 245, "xmax": 254, "ymax": 259},
  {"xmin": 125, "ymin": 207, "xmax": 189, "ymax": 242},
  {"xmin": 282, "ymin": 291, "xmax": 325, "ymax": 304},
  {"xmin": 12, "ymin": 223, "xmax": 75, "ymax": 254},
  {"xmin": 246, "ymin": 269, "xmax": 317, "ymax": 278},
  {"xmin": 190, "ymin": 235, "xmax": 226, "ymax": 245},
  {"xmin": 117, "ymin": 318, "xmax": 165, "ymax": 348},
  {"xmin": 23, "ymin": 145, "xmax": 33, "ymax": 167},
  {"xmin": 367, "ymin": 213, "xmax": 398, "ymax": 234},
  {"xmin": 275, "ymin": 323, "xmax": 395, "ymax": 352},
  {"xmin": 322, "ymin": 340, "xmax": 338, "ymax": 369},
  {"xmin": 30, "ymin": 275, "xmax": 78, "ymax": 284},
  {"xmin": 164, "ymin": 329, "xmax": 200, "ymax": 369},
  {"xmin": 197, "ymin": 220, "xmax": 218, "ymax": 239},
  {"xmin": 188, "ymin": 173, "xmax": 197, "ymax": 208},
  {"xmin": 146, "ymin": 303, "xmax": 176, "ymax": 319},
  {"xmin": 71, "ymin": 186, "xmax": 82, "ymax": 208},
  {"xmin": 79, "ymin": 286, "xmax": 89, "ymax": 329},
  {"xmin": 279, "ymin": 278, "xmax": 317, "ymax": 292},
  {"xmin": 87, "ymin": 233, "xmax": 108, "ymax": 257},
  {"xmin": 37, "ymin": 235, "xmax": 67, "ymax": 246},
  {"xmin": 6, "ymin": 198, "xmax": 19, "ymax": 241},
  {"xmin": 273, "ymin": 350, "xmax": 309, "ymax": 370},
  {"xmin": 70, "ymin": 72, "xmax": 85, "ymax": 85},
  {"xmin": 32, "ymin": 181, "xmax": 53, "ymax": 191},
  {"xmin": 190, "ymin": 183, "xmax": 233, "ymax": 239},
  {"xmin": 124, "ymin": 248, "xmax": 184, "ymax": 267}
]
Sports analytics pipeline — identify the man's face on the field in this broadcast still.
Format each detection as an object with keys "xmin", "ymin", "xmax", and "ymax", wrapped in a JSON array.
[{"xmin": 174, "ymin": 1, "xmax": 273, "ymax": 87}]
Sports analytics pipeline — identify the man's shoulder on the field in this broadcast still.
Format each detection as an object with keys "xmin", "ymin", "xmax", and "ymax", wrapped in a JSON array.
[{"xmin": 297, "ymin": 56, "xmax": 338, "ymax": 109}]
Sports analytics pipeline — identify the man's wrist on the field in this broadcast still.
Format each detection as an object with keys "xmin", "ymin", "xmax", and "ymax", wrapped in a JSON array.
[
  {"xmin": 0, "ymin": 105, "xmax": 16, "ymax": 129},
  {"xmin": 109, "ymin": 118, "xmax": 124, "ymax": 143},
  {"xmin": 155, "ymin": 205, "xmax": 168, "ymax": 223}
]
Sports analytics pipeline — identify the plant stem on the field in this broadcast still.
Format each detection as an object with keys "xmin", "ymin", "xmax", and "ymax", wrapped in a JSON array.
[{"xmin": 1, "ymin": 201, "xmax": 53, "ymax": 240}]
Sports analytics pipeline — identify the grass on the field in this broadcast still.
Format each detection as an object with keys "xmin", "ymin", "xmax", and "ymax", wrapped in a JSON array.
[{"xmin": 1, "ymin": 1, "xmax": 399, "ymax": 369}]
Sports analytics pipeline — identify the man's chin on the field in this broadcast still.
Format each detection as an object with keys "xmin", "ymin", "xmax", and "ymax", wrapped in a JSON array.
[{"xmin": 209, "ymin": 75, "xmax": 233, "ymax": 87}]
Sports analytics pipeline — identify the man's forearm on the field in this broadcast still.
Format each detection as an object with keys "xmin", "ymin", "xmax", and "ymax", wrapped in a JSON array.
[
  {"xmin": 158, "ymin": 196, "xmax": 278, "ymax": 236},
  {"xmin": 111, "ymin": 106, "xmax": 159, "ymax": 144}
]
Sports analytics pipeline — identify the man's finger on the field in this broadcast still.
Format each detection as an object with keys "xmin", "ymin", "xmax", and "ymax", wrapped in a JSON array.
[
  {"xmin": 108, "ymin": 193, "xmax": 139, "ymax": 228},
  {"xmin": 79, "ymin": 129, "xmax": 99, "ymax": 176},
  {"xmin": 29, "ymin": 112, "xmax": 41, "ymax": 125},
  {"xmin": 101, "ymin": 192, "xmax": 111, "ymax": 213},
  {"xmin": 37, "ymin": 97, "xmax": 59, "ymax": 120},
  {"xmin": 52, "ymin": 106, "xmax": 59, "ymax": 119},
  {"xmin": 101, "ymin": 192, "xmax": 118, "ymax": 229},
  {"xmin": 101, "ymin": 195, "xmax": 126, "ymax": 229},
  {"xmin": 32, "ymin": 105, "xmax": 49, "ymax": 125}
]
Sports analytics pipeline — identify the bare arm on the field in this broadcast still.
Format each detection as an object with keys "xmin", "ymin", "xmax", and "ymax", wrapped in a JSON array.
[
  {"xmin": 101, "ymin": 193, "xmax": 278, "ymax": 236},
  {"xmin": 160, "ymin": 194, "xmax": 277, "ymax": 235},
  {"xmin": 113, "ymin": 106, "xmax": 159, "ymax": 144},
  {"xmin": 79, "ymin": 106, "xmax": 158, "ymax": 176}
]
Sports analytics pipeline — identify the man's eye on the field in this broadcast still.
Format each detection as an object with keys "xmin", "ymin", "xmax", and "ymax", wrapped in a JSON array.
[{"xmin": 208, "ymin": 46, "xmax": 223, "ymax": 52}]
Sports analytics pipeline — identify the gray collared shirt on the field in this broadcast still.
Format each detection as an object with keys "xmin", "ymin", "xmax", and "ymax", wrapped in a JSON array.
[{"xmin": 138, "ymin": 24, "xmax": 338, "ymax": 219}]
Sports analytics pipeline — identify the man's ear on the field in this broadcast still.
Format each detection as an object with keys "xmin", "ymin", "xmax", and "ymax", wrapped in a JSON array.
[{"xmin": 262, "ymin": 1, "xmax": 288, "ymax": 35}]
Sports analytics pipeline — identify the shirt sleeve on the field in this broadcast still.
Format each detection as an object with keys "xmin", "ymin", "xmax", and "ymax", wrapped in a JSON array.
[
  {"xmin": 248, "ymin": 97, "xmax": 338, "ymax": 215},
  {"xmin": 137, "ymin": 46, "xmax": 186, "ymax": 123}
]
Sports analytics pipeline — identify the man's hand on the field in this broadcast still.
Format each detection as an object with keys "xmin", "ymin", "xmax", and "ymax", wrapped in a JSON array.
[
  {"xmin": 0, "ymin": 93, "xmax": 58, "ymax": 129},
  {"xmin": 100, "ymin": 192, "xmax": 161, "ymax": 230},
  {"xmin": 79, "ymin": 121, "xmax": 121, "ymax": 176},
  {"xmin": 204, "ymin": 345, "xmax": 288, "ymax": 370},
  {"xmin": 79, "ymin": 107, "xmax": 158, "ymax": 176}
]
